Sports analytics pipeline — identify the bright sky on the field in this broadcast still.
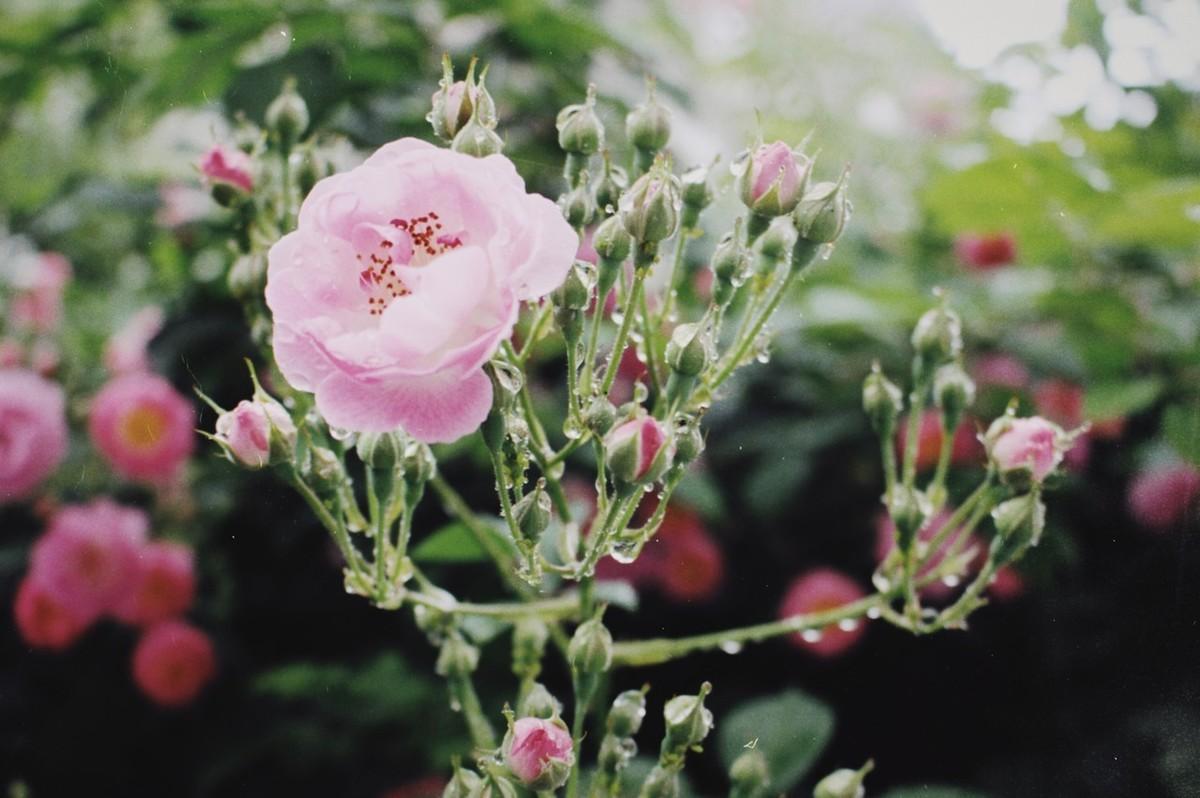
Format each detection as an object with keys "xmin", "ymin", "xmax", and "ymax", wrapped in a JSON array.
[{"xmin": 915, "ymin": 0, "xmax": 1069, "ymax": 69}]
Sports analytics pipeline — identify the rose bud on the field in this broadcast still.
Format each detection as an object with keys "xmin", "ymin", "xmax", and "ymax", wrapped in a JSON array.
[
  {"xmin": 215, "ymin": 397, "xmax": 297, "ymax": 469},
  {"xmin": 933, "ymin": 362, "xmax": 976, "ymax": 432},
  {"xmin": 729, "ymin": 749, "xmax": 771, "ymax": 798},
  {"xmin": 606, "ymin": 689, "xmax": 647, "ymax": 738},
  {"xmin": 814, "ymin": 760, "xmax": 874, "ymax": 798},
  {"xmin": 736, "ymin": 141, "xmax": 811, "ymax": 218},
  {"xmin": 593, "ymin": 153, "xmax": 628, "ymax": 214},
  {"xmin": 556, "ymin": 84, "xmax": 605, "ymax": 156},
  {"xmin": 911, "ymin": 304, "xmax": 963, "ymax": 369},
  {"xmin": 626, "ymin": 82, "xmax": 672, "ymax": 154},
  {"xmin": 265, "ymin": 79, "xmax": 310, "ymax": 151},
  {"xmin": 990, "ymin": 491, "xmax": 1046, "ymax": 566},
  {"xmin": 604, "ymin": 415, "xmax": 675, "ymax": 486},
  {"xmin": 505, "ymin": 716, "xmax": 574, "ymax": 790},
  {"xmin": 862, "ymin": 363, "xmax": 902, "ymax": 438},
  {"xmin": 794, "ymin": 172, "xmax": 851, "ymax": 244},
  {"xmin": 618, "ymin": 164, "xmax": 681, "ymax": 245},
  {"xmin": 518, "ymin": 681, "xmax": 562, "ymax": 720},
  {"xmin": 513, "ymin": 480, "xmax": 552, "ymax": 544},
  {"xmin": 985, "ymin": 415, "xmax": 1072, "ymax": 484},
  {"xmin": 662, "ymin": 681, "xmax": 714, "ymax": 754},
  {"xmin": 198, "ymin": 145, "xmax": 254, "ymax": 205}
]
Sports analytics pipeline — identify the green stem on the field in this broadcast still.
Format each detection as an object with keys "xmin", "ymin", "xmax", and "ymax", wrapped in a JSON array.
[
  {"xmin": 656, "ymin": 227, "xmax": 689, "ymax": 331},
  {"xmin": 611, "ymin": 593, "xmax": 885, "ymax": 667},
  {"xmin": 449, "ymin": 669, "xmax": 496, "ymax": 751},
  {"xmin": 902, "ymin": 367, "xmax": 932, "ymax": 488},
  {"xmin": 407, "ymin": 590, "xmax": 580, "ymax": 620},
  {"xmin": 599, "ymin": 268, "xmax": 646, "ymax": 397},
  {"xmin": 581, "ymin": 299, "xmax": 606, "ymax": 397},
  {"xmin": 639, "ymin": 284, "xmax": 664, "ymax": 397},
  {"xmin": 365, "ymin": 467, "xmax": 389, "ymax": 600},
  {"xmin": 516, "ymin": 303, "xmax": 554, "ymax": 367}
]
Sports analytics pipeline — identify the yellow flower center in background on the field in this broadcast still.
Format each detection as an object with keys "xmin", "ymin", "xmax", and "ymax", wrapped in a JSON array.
[{"xmin": 120, "ymin": 405, "xmax": 168, "ymax": 450}]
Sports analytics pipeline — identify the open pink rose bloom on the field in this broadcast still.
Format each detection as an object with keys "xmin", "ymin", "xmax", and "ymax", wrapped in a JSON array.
[{"xmin": 266, "ymin": 139, "xmax": 578, "ymax": 442}]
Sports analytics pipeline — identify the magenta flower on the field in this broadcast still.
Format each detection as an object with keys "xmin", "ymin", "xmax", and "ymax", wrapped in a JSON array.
[
  {"xmin": 112, "ymin": 541, "xmax": 196, "ymax": 627},
  {"xmin": 265, "ymin": 138, "xmax": 577, "ymax": 442},
  {"xmin": 9, "ymin": 252, "xmax": 71, "ymax": 333},
  {"xmin": 1127, "ymin": 464, "xmax": 1200, "ymax": 532},
  {"xmin": 198, "ymin": 145, "xmax": 254, "ymax": 193},
  {"xmin": 104, "ymin": 306, "xmax": 164, "ymax": 374},
  {"xmin": 988, "ymin": 416, "xmax": 1063, "ymax": 482},
  {"xmin": 777, "ymin": 568, "xmax": 867, "ymax": 658},
  {"xmin": 954, "ymin": 232, "xmax": 1016, "ymax": 270},
  {"xmin": 214, "ymin": 399, "xmax": 296, "ymax": 468},
  {"xmin": 0, "ymin": 368, "xmax": 68, "ymax": 503},
  {"xmin": 506, "ymin": 716, "xmax": 574, "ymax": 786},
  {"xmin": 604, "ymin": 415, "xmax": 674, "ymax": 485},
  {"xmin": 29, "ymin": 500, "xmax": 148, "ymax": 620},
  {"xmin": 131, "ymin": 620, "xmax": 216, "ymax": 708},
  {"xmin": 13, "ymin": 575, "xmax": 93, "ymax": 651},
  {"xmin": 88, "ymin": 372, "xmax": 195, "ymax": 484}
]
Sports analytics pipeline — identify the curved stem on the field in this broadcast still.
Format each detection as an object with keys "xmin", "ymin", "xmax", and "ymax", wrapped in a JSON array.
[{"xmin": 600, "ymin": 269, "xmax": 646, "ymax": 397}]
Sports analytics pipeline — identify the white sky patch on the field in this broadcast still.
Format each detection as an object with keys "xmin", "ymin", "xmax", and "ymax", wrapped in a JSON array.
[{"xmin": 915, "ymin": 0, "xmax": 1069, "ymax": 69}]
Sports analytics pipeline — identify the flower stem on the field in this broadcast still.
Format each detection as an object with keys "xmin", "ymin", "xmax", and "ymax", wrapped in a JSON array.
[{"xmin": 600, "ymin": 267, "xmax": 647, "ymax": 397}]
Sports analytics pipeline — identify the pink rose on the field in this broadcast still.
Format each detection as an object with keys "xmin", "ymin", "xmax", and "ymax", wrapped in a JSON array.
[
  {"xmin": 1127, "ymin": 464, "xmax": 1200, "ymax": 532},
  {"xmin": 0, "ymin": 368, "xmax": 68, "ymax": 503},
  {"xmin": 265, "ymin": 138, "xmax": 576, "ymax": 442},
  {"xmin": 112, "ymin": 541, "xmax": 196, "ymax": 627},
  {"xmin": 13, "ymin": 575, "xmax": 93, "ymax": 651},
  {"xmin": 29, "ymin": 499, "xmax": 148, "ymax": 619},
  {"xmin": 777, "ymin": 568, "xmax": 866, "ymax": 658},
  {"xmin": 198, "ymin": 145, "xmax": 254, "ymax": 193},
  {"xmin": 104, "ymin": 306, "xmax": 165, "ymax": 374},
  {"xmin": 988, "ymin": 416, "xmax": 1062, "ymax": 482},
  {"xmin": 131, "ymin": 620, "xmax": 216, "ymax": 708},
  {"xmin": 9, "ymin": 252, "xmax": 71, "ymax": 333},
  {"xmin": 89, "ymin": 372, "xmax": 195, "ymax": 484},
  {"xmin": 214, "ymin": 398, "xmax": 296, "ymax": 468},
  {"xmin": 505, "ymin": 716, "xmax": 573, "ymax": 786},
  {"xmin": 954, "ymin": 232, "xmax": 1016, "ymax": 270},
  {"xmin": 739, "ymin": 140, "xmax": 807, "ymax": 215},
  {"xmin": 603, "ymin": 415, "xmax": 674, "ymax": 485}
]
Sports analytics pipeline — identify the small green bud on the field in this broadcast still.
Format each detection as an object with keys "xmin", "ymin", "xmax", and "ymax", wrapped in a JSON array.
[
  {"xmin": 794, "ymin": 172, "xmax": 851, "ymax": 244},
  {"xmin": 889, "ymin": 485, "xmax": 931, "ymax": 554},
  {"xmin": 729, "ymin": 749, "xmax": 771, "ymax": 798},
  {"xmin": 556, "ymin": 260, "xmax": 595, "ymax": 311},
  {"xmin": 356, "ymin": 431, "xmax": 404, "ymax": 471},
  {"xmin": 568, "ymin": 615, "xmax": 614, "ymax": 680},
  {"xmin": 560, "ymin": 177, "xmax": 597, "ymax": 228},
  {"xmin": 607, "ymin": 689, "xmax": 648, "ymax": 738},
  {"xmin": 680, "ymin": 163, "xmax": 715, "ymax": 212},
  {"xmin": 990, "ymin": 491, "xmax": 1046, "ymax": 566},
  {"xmin": 227, "ymin": 253, "xmax": 267, "ymax": 300},
  {"xmin": 557, "ymin": 85, "xmax": 605, "ymax": 155},
  {"xmin": 862, "ymin": 364, "xmax": 903, "ymax": 437},
  {"xmin": 513, "ymin": 480, "xmax": 553, "ymax": 543},
  {"xmin": 584, "ymin": 395, "xmax": 619, "ymax": 437},
  {"xmin": 626, "ymin": 82, "xmax": 672, "ymax": 152},
  {"xmin": 442, "ymin": 764, "xmax": 483, "ymax": 798},
  {"xmin": 598, "ymin": 733, "xmax": 638, "ymax": 773},
  {"xmin": 662, "ymin": 682, "xmax": 713, "ymax": 754},
  {"xmin": 593, "ymin": 154, "xmax": 628, "ymax": 214},
  {"xmin": 619, "ymin": 162, "xmax": 681, "ymax": 244},
  {"xmin": 481, "ymin": 407, "xmax": 506, "ymax": 453},
  {"xmin": 934, "ymin": 362, "xmax": 976, "ymax": 431},
  {"xmin": 757, "ymin": 218, "xmax": 797, "ymax": 265},
  {"xmin": 673, "ymin": 416, "xmax": 705, "ymax": 465},
  {"xmin": 451, "ymin": 111, "xmax": 503, "ymax": 157},
  {"xmin": 640, "ymin": 764, "xmax": 681, "ymax": 798},
  {"xmin": 307, "ymin": 445, "xmax": 342, "ymax": 492},
  {"xmin": 911, "ymin": 303, "xmax": 963, "ymax": 368},
  {"xmin": 296, "ymin": 147, "xmax": 323, "ymax": 196},
  {"xmin": 265, "ymin": 79, "xmax": 310, "ymax": 151},
  {"xmin": 519, "ymin": 681, "xmax": 563, "ymax": 719},
  {"xmin": 813, "ymin": 760, "xmax": 874, "ymax": 798},
  {"xmin": 435, "ymin": 635, "xmax": 479, "ymax": 679},
  {"xmin": 666, "ymin": 323, "xmax": 710, "ymax": 377},
  {"xmin": 594, "ymin": 211, "xmax": 635, "ymax": 264},
  {"xmin": 400, "ymin": 438, "xmax": 437, "ymax": 485},
  {"xmin": 512, "ymin": 617, "xmax": 550, "ymax": 680}
]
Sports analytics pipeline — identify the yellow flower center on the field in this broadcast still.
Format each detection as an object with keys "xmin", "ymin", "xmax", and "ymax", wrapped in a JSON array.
[{"xmin": 120, "ymin": 405, "xmax": 168, "ymax": 451}]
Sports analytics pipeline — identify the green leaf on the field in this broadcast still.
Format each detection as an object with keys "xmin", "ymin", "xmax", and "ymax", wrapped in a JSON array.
[
  {"xmin": 1083, "ymin": 378, "xmax": 1164, "ymax": 420},
  {"xmin": 717, "ymin": 689, "xmax": 835, "ymax": 794},
  {"xmin": 1163, "ymin": 401, "xmax": 1200, "ymax": 467},
  {"xmin": 410, "ymin": 520, "xmax": 513, "ymax": 564}
]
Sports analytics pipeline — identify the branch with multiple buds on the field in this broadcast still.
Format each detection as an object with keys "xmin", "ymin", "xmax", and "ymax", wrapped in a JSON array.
[{"xmin": 200, "ymin": 61, "xmax": 1078, "ymax": 796}]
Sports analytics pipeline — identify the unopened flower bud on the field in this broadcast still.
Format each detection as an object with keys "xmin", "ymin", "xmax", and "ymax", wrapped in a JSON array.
[
  {"xmin": 429, "ymin": 79, "xmax": 475, "ymax": 141},
  {"xmin": 934, "ymin": 362, "xmax": 975, "ymax": 431},
  {"xmin": 512, "ymin": 618, "xmax": 549, "ymax": 681},
  {"xmin": 356, "ymin": 430, "xmax": 404, "ymax": 471},
  {"xmin": 662, "ymin": 681, "xmax": 714, "ymax": 754},
  {"xmin": 666, "ymin": 323, "xmax": 710, "ymax": 377},
  {"xmin": 435, "ymin": 635, "xmax": 479, "ymax": 678},
  {"xmin": 296, "ymin": 148, "xmax": 324, "ymax": 196},
  {"xmin": 604, "ymin": 415, "xmax": 675, "ymax": 486},
  {"xmin": 513, "ymin": 480, "xmax": 552, "ymax": 543},
  {"xmin": 619, "ymin": 165, "xmax": 681, "ymax": 244},
  {"xmin": 607, "ymin": 689, "xmax": 647, "ymax": 738},
  {"xmin": 199, "ymin": 145, "xmax": 254, "ymax": 203},
  {"xmin": 862, "ymin": 364, "xmax": 902, "ymax": 437},
  {"xmin": 506, "ymin": 717, "xmax": 574, "ymax": 790},
  {"xmin": 568, "ymin": 615, "xmax": 613, "ymax": 682},
  {"xmin": 889, "ymin": 485, "xmax": 930, "ymax": 553},
  {"xmin": 990, "ymin": 491, "xmax": 1046, "ymax": 566},
  {"xmin": 729, "ymin": 749, "xmax": 771, "ymax": 798},
  {"xmin": 985, "ymin": 414, "xmax": 1070, "ymax": 485},
  {"xmin": 265, "ymin": 80, "xmax": 310, "ymax": 151},
  {"xmin": 681, "ymin": 163, "xmax": 715, "ymax": 213},
  {"xmin": 556, "ymin": 261, "xmax": 595, "ymax": 311},
  {"xmin": 640, "ymin": 764, "xmax": 680, "ymax": 798},
  {"xmin": 758, "ymin": 218, "xmax": 797, "ymax": 266},
  {"xmin": 308, "ymin": 445, "xmax": 341, "ymax": 489},
  {"xmin": 519, "ymin": 681, "xmax": 562, "ymax": 719},
  {"xmin": 794, "ymin": 173, "xmax": 851, "ymax": 244},
  {"xmin": 593, "ymin": 154, "xmax": 628, "ymax": 214},
  {"xmin": 911, "ymin": 304, "xmax": 963, "ymax": 368},
  {"xmin": 735, "ymin": 141, "xmax": 811, "ymax": 217},
  {"xmin": 560, "ymin": 178, "xmax": 597, "ymax": 228},
  {"xmin": 673, "ymin": 416, "xmax": 705, "ymax": 465},
  {"xmin": 594, "ymin": 212, "xmax": 634, "ymax": 264},
  {"xmin": 598, "ymin": 734, "xmax": 638, "ymax": 774},
  {"xmin": 451, "ymin": 111, "xmax": 503, "ymax": 157},
  {"xmin": 584, "ymin": 395, "xmax": 619, "ymax": 436},
  {"xmin": 626, "ymin": 83, "xmax": 672, "ymax": 153},
  {"xmin": 215, "ymin": 397, "xmax": 297, "ymax": 469},
  {"xmin": 813, "ymin": 760, "xmax": 874, "ymax": 798},
  {"xmin": 557, "ymin": 85, "xmax": 605, "ymax": 155},
  {"xmin": 442, "ymin": 764, "xmax": 483, "ymax": 798},
  {"xmin": 400, "ymin": 439, "xmax": 437, "ymax": 485}
]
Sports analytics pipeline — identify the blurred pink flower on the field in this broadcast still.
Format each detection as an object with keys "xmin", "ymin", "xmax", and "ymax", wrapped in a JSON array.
[
  {"xmin": 104, "ymin": 307, "xmax": 164, "ymax": 374},
  {"xmin": 132, "ymin": 620, "xmax": 216, "ymax": 708},
  {"xmin": 596, "ymin": 501, "xmax": 724, "ymax": 603},
  {"xmin": 990, "ymin": 416, "xmax": 1061, "ymax": 481},
  {"xmin": 13, "ymin": 575, "xmax": 93, "ymax": 651},
  {"xmin": 112, "ymin": 541, "xmax": 196, "ymax": 627},
  {"xmin": 157, "ymin": 182, "xmax": 214, "ymax": 228},
  {"xmin": 198, "ymin": 145, "xmax": 254, "ymax": 193},
  {"xmin": 379, "ymin": 777, "xmax": 447, "ymax": 798},
  {"xmin": 778, "ymin": 568, "xmax": 867, "ymax": 658},
  {"xmin": 972, "ymin": 354, "xmax": 1029, "ymax": 392},
  {"xmin": 954, "ymin": 232, "xmax": 1016, "ymax": 270},
  {"xmin": 874, "ymin": 511, "xmax": 983, "ymax": 602},
  {"xmin": 1127, "ymin": 464, "xmax": 1200, "ymax": 532},
  {"xmin": 506, "ymin": 717, "xmax": 573, "ymax": 785},
  {"xmin": 0, "ymin": 339, "xmax": 21, "ymax": 368},
  {"xmin": 9, "ymin": 252, "xmax": 71, "ymax": 333},
  {"xmin": 265, "ymin": 138, "xmax": 576, "ymax": 442},
  {"xmin": 29, "ymin": 499, "xmax": 148, "ymax": 619},
  {"xmin": 894, "ymin": 411, "xmax": 983, "ymax": 473},
  {"xmin": 0, "ymin": 368, "xmax": 68, "ymax": 503},
  {"xmin": 89, "ymin": 372, "xmax": 195, "ymax": 484},
  {"xmin": 989, "ymin": 566, "xmax": 1026, "ymax": 601}
]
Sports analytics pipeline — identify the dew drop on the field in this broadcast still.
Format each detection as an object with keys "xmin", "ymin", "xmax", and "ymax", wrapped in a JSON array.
[
  {"xmin": 837, "ymin": 619, "xmax": 859, "ymax": 632},
  {"xmin": 800, "ymin": 629, "xmax": 823, "ymax": 643},
  {"xmin": 719, "ymin": 640, "xmax": 744, "ymax": 654},
  {"xmin": 941, "ymin": 574, "xmax": 961, "ymax": 588},
  {"xmin": 866, "ymin": 607, "xmax": 882, "ymax": 619}
]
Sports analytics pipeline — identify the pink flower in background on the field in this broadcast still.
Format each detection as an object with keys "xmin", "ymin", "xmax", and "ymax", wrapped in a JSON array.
[
  {"xmin": 104, "ymin": 307, "xmax": 164, "ymax": 374},
  {"xmin": 597, "ymin": 502, "xmax": 725, "ymax": 603},
  {"xmin": 506, "ymin": 717, "xmax": 573, "ymax": 785},
  {"xmin": 9, "ymin": 252, "xmax": 71, "ymax": 333},
  {"xmin": 0, "ymin": 340, "xmax": 21, "ymax": 367},
  {"xmin": 89, "ymin": 372, "xmax": 195, "ymax": 484},
  {"xmin": 29, "ymin": 340, "xmax": 59, "ymax": 376},
  {"xmin": 266, "ymin": 138, "xmax": 576, "ymax": 442},
  {"xmin": 1127, "ymin": 464, "xmax": 1200, "ymax": 532},
  {"xmin": 157, "ymin": 182, "xmax": 214, "ymax": 228},
  {"xmin": 875, "ymin": 511, "xmax": 981, "ymax": 601},
  {"xmin": 954, "ymin": 232, "xmax": 1016, "ymax": 270},
  {"xmin": 989, "ymin": 566, "xmax": 1026, "ymax": 601},
  {"xmin": 13, "ymin": 576, "xmax": 93, "ymax": 651},
  {"xmin": 1033, "ymin": 379, "xmax": 1084, "ymax": 428},
  {"xmin": 0, "ymin": 368, "xmax": 68, "ymax": 503},
  {"xmin": 28, "ymin": 500, "xmax": 148, "ymax": 619},
  {"xmin": 989, "ymin": 416, "xmax": 1061, "ymax": 481},
  {"xmin": 895, "ymin": 411, "xmax": 983, "ymax": 473},
  {"xmin": 778, "ymin": 568, "xmax": 866, "ymax": 658},
  {"xmin": 608, "ymin": 346, "xmax": 648, "ymax": 406},
  {"xmin": 972, "ymin": 354, "xmax": 1029, "ymax": 392},
  {"xmin": 576, "ymin": 226, "xmax": 598, "ymax": 265},
  {"xmin": 112, "ymin": 541, "xmax": 196, "ymax": 627},
  {"xmin": 132, "ymin": 620, "xmax": 216, "ymax": 708},
  {"xmin": 379, "ymin": 777, "xmax": 447, "ymax": 798},
  {"xmin": 198, "ymin": 145, "xmax": 254, "ymax": 193}
]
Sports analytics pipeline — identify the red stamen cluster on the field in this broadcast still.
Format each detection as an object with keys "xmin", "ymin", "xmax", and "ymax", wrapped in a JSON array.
[{"xmin": 356, "ymin": 211, "xmax": 465, "ymax": 317}]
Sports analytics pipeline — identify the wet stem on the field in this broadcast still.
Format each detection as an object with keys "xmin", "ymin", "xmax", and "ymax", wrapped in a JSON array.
[{"xmin": 599, "ymin": 266, "xmax": 647, "ymax": 397}]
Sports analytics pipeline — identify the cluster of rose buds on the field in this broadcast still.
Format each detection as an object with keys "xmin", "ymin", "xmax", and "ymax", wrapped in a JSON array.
[{"xmin": 12, "ymin": 499, "xmax": 214, "ymax": 707}]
